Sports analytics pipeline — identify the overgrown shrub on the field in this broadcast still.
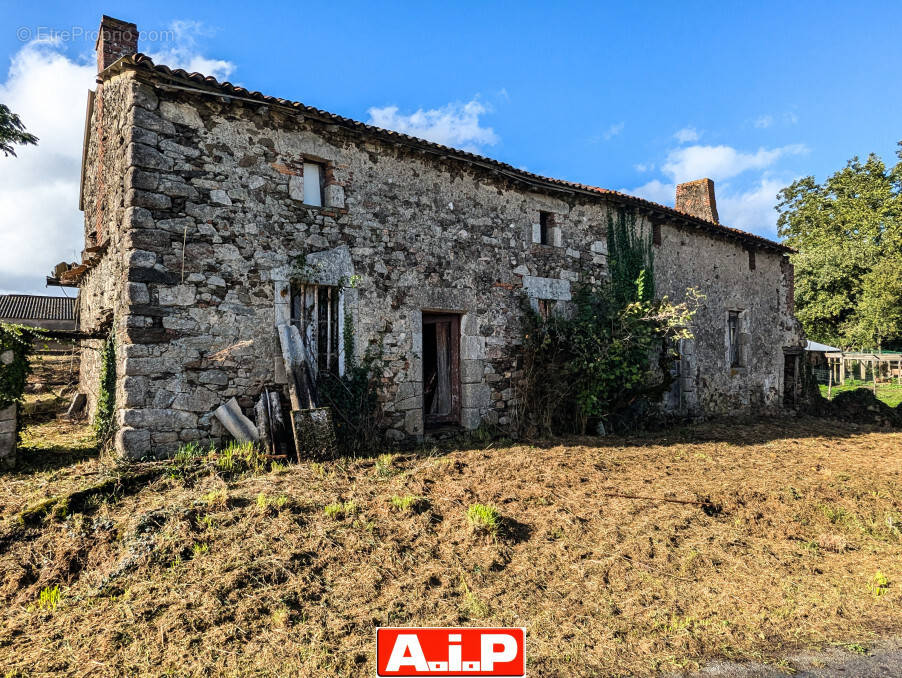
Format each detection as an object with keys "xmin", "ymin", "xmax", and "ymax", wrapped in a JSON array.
[
  {"xmin": 316, "ymin": 315, "xmax": 383, "ymax": 455},
  {"xmin": 0, "ymin": 323, "xmax": 42, "ymax": 409},
  {"xmin": 519, "ymin": 210, "xmax": 699, "ymax": 435}
]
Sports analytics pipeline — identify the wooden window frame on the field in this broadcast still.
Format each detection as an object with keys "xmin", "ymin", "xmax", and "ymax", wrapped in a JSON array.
[
  {"xmin": 302, "ymin": 161, "xmax": 325, "ymax": 207},
  {"xmin": 728, "ymin": 310, "xmax": 741, "ymax": 368},
  {"xmin": 290, "ymin": 282, "xmax": 342, "ymax": 376}
]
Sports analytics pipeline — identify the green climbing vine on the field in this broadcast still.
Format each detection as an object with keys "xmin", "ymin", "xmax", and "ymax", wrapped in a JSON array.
[
  {"xmin": 316, "ymin": 312, "xmax": 384, "ymax": 456},
  {"xmin": 94, "ymin": 330, "xmax": 117, "ymax": 443},
  {"xmin": 0, "ymin": 323, "xmax": 43, "ymax": 409},
  {"xmin": 519, "ymin": 210, "xmax": 700, "ymax": 436}
]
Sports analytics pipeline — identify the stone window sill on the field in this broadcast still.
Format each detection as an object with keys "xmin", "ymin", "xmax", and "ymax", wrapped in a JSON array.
[{"xmin": 298, "ymin": 203, "xmax": 349, "ymax": 217}]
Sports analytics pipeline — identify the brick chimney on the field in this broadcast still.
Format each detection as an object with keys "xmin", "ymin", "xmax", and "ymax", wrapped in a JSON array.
[
  {"xmin": 675, "ymin": 178, "xmax": 719, "ymax": 224},
  {"xmin": 95, "ymin": 16, "xmax": 138, "ymax": 72}
]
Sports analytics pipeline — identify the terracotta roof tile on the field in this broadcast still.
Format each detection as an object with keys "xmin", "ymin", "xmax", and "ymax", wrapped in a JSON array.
[{"xmin": 113, "ymin": 54, "xmax": 791, "ymax": 254}]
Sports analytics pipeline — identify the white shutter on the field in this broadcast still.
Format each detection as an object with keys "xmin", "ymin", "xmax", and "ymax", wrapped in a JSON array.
[{"xmin": 303, "ymin": 163, "xmax": 322, "ymax": 206}]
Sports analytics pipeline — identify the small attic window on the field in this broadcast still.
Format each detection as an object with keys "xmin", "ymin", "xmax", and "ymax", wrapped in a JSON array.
[
  {"xmin": 539, "ymin": 211, "xmax": 553, "ymax": 245},
  {"xmin": 748, "ymin": 249, "xmax": 756, "ymax": 271},
  {"xmin": 303, "ymin": 162, "xmax": 324, "ymax": 206}
]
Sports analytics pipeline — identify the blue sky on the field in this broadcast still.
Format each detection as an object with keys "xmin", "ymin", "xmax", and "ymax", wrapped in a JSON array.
[{"xmin": 1, "ymin": 1, "xmax": 900, "ymax": 294}]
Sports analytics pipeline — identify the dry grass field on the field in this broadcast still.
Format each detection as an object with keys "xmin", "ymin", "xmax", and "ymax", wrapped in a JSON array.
[{"xmin": 1, "ymin": 412, "xmax": 900, "ymax": 677}]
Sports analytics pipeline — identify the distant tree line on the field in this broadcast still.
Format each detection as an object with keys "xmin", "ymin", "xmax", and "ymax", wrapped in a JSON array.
[{"xmin": 777, "ymin": 142, "xmax": 902, "ymax": 351}]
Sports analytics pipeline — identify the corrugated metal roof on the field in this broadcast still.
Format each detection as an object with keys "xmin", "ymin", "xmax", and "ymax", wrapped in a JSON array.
[
  {"xmin": 0, "ymin": 294, "xmax": 75, "ymax": 321},
  {"xmin": 108, "ymin": 54, "xmax": 793, "ymax": 255},
  {"xmin": 806, "ymin": 340, "xmax": 841, "ymax": 352}
]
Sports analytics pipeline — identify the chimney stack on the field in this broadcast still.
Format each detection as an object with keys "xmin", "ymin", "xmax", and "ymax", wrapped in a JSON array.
[
  {"xmin": 96, "ymin": 16, "xmax": 138, "ymax": 73},
  {"xmin": 675, "ymin": 178, "xmax": 719, "ymax": 224}
]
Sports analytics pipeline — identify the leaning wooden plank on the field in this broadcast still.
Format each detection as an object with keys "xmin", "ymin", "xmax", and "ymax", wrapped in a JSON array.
[
  {"xmin": 214, "ymin": 398, "xmax": 259, "ymax": 443},
  {"xmin": 254, "ymin": 392, "xmax": 273, "ymax": 454},
  {"xmin": 291, "ymin": 407, "xmax": 338, "ymax": 460},
  {"xmin": 276, "ymin": 324, "xmax": 303, "ymax": 410},
  {"xmin": 267, "ymin": 390, "xmax": 291, "ymax": 456}
]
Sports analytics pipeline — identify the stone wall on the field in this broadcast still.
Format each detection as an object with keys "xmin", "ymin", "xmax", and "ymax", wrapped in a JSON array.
[
  {"xmin": 650, "ymin": 217, "xmax": 800, "ymax": 413},
  {"xmin": 0, "ymin": 405, "xmax": 15, "ymax": 469},
  {"xmin": 79, "ymin": 72, "xmax": 152, "ymax": 420},
  {"xmin": 78, "ymin": 67, "xmax": 802, "ymax": 458}
]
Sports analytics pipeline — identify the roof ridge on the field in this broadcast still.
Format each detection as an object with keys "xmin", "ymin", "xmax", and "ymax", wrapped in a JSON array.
[{"xmin": 113, "ymin": 53, "xmax": 791, "ymax": 253}]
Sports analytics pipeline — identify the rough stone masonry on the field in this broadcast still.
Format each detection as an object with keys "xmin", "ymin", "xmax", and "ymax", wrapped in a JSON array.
[{"xmin": 72, "ymin": 16, "xmax": 803, "ymax": 458}]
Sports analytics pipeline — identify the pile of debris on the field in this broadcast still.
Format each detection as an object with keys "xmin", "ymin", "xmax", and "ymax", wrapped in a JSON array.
[
  {"xmin": 213, "ymin": 323, "xmax": 337, "ymax": 460},
  {"xmin": 812, "ymin": 387, "xmax": 902, "ymax": 428}
]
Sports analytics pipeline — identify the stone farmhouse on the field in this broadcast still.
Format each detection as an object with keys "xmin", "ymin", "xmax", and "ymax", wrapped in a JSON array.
[{"xmin": 65, "ymin": 16, "xmax": 803, "ymax": 458}]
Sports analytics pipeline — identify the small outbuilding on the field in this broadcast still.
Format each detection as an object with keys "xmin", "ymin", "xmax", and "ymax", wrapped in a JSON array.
[{"xmin": 0, "ymin": 294, "xmax": 76, "ymax": 331}]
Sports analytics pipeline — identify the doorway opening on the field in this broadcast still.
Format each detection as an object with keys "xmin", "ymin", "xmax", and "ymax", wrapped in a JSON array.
[
  {"xmin": 422, "ymin": 313, "xmax": 461, "ymax": 427},
  {"xmin": 783, "ymin": 352, "xmax": 799, "ymax": 406}
]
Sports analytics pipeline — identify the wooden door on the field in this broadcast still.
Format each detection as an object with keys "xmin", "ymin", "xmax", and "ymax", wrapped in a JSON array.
[{"xmin": 422, "ymin": 313, "xmax": 461, "ymax": 426}]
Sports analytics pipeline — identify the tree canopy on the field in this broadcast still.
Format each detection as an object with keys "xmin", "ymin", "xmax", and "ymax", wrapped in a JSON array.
[
  {"xmin": 0, "ymin": 103, "xmax": 38, "ymax": 157},
  {"xmin": 776, "ymin": 142, "xmax": 902, "ymax": 350}
]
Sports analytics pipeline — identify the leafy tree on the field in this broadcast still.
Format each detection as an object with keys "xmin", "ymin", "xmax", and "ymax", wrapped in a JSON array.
[
  {"xmin": 0, "ymin": 103, "xmax": 38, "ymax": 157},
  {"xmin": 776, "ymin": 143, "xmax": 902, "ymax": 349}
]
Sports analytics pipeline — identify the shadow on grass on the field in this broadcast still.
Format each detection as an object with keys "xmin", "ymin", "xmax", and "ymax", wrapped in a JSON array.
[
  {"xmin": 15, "ymin": 413, "xmax": 100, "ymax": 474},
  {"xmin": 398, "ymin": 414, "xmax": 899, "ymax": 458}
]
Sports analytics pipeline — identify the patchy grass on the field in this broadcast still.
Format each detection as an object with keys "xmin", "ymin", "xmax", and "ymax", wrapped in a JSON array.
[
  {"xmin": 467, "ymin": 502, "xmax": 501, "ymax": 536},
  {"xmin": 0, "ymin": 417, "xmax": 901, "ymax": 676},
  {"xmin": 820, "ymin": 381, "xmax": 902, "ymax": 408}
]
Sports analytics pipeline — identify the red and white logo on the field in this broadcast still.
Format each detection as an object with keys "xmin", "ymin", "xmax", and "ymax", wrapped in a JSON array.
[{"xmin": 376, "ymin": 627, "xmax": 526, "ymax": 676}]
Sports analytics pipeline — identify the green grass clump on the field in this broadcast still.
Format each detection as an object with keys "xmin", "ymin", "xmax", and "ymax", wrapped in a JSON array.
[
  {"xmin": 324, "ymin": 500, "xmax": 357, "ymax": 520},
  {"xmin": 37, "ymin": 585, "xmax": 60, "ymax": 611},
  {"xmin": 217, "ymin": 441, "xmax": 265, "ymax": 475},
  {"xmin": 390, "ymin": 494, "xmax": 417, "ymax": 512},
  {"xmin": 868, "ymin": 571, "xmax": 890, "ymax": 597},
  {"xmin": 375, "ymin": 453, "xmax": 396, "ymax": 477},
  {"xmin": 467, "ymin": 503, "xmax": 501, "ymax": 535}
]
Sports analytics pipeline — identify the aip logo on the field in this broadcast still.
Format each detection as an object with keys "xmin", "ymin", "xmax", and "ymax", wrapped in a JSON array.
[{"xmin": 376, "ymin": 627, "xmax": 526, "ymax": 676}]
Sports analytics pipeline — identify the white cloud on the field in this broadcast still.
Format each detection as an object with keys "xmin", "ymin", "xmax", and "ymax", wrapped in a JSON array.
[
  {"xmin": 367, "ymin": 99, "xmax": 498, "ymax": 153},
  {"xmin": 634, "ymin": 162, "xmax": 654, "ymax": 172},
  {"xmin": 674, "ymin": 127, "xmax": 700, "ymax": 143},
  {"xmin": 603, "ymin": 122, "xmax": 625, "ymax": 140},
  {"xmin": 0, "ymin": 40, "xmax": 94, "ymax": 295},
  {"xmin": 0, "ymin": 25, "xmax": 233, "ymax": 294},
  {"xmin": 148, "ymin": 20, "xmax": 235, "ymax": 80},
  {"xmin": 626, "ymin": 179, "xmax": 675, "ymax": 206},
  {"xmin": 754, "ymin": 112, "xmax": 798, "ymax": 129},
  {"xmin": 716, "ymin": 177, "xmax": 786, "ymax": 238},
  {"xmin": 661, "ymin": 143, "xmax": 807, "ymax": 183}
]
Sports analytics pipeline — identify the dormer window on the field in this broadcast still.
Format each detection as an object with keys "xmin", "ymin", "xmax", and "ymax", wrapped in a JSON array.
[{"xmin": 303, "ymin": 162, "xmax": 324, "ymax": 206}]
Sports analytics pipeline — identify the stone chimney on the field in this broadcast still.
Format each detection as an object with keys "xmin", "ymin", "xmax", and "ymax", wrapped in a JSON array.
[
  {"xmin": 95, "ymin": 16, "xmax": 138, "ymax": 72},
  {"xmin": 675, "ymin": 178, "xmax": 719, "ymax": 223}
]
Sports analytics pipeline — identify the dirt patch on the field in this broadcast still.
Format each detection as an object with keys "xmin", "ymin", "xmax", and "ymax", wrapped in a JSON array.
[{"xmin": 0, "ymin": 417, "xmax": 900, "ymax": 676}]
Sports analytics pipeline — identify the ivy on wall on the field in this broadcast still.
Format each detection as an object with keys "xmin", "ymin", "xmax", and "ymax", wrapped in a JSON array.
[
  {"xmin": 519, "ymin": 210, "xmax": 700, "ymax": 436},
  {"xmin": 94, "ymin": 330, "xmax": 116, "ymax": 443},
  {"xmin": 0, "ymin": 323, "xmax": 42, "ymax": 409},
  {"xmin": 316, "ymin": 314, "xmax": 384, "ymax": 455}
]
